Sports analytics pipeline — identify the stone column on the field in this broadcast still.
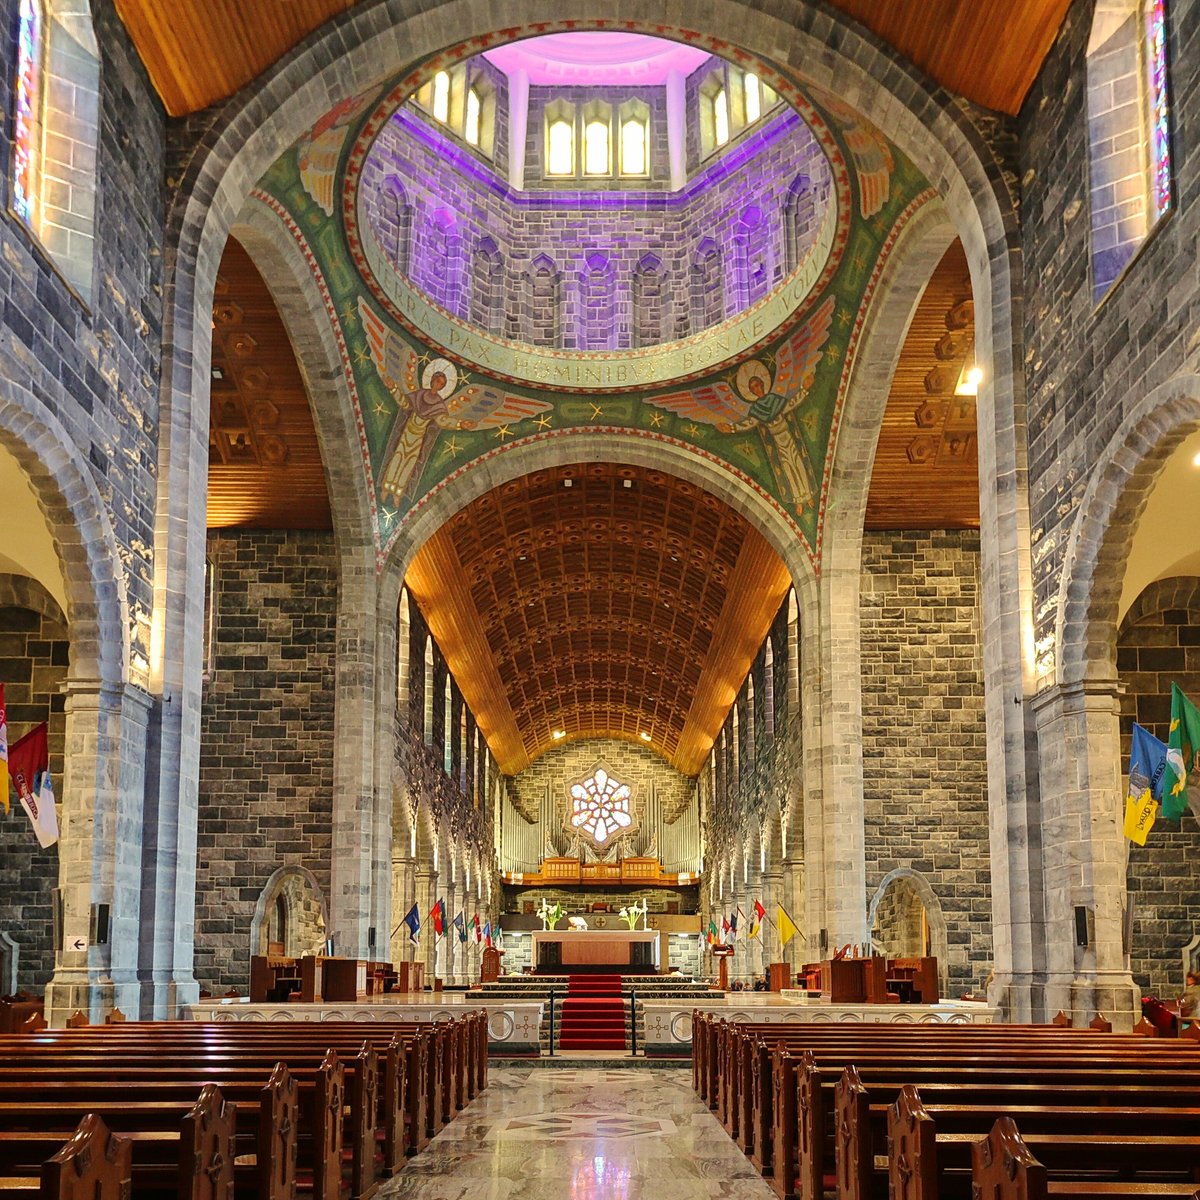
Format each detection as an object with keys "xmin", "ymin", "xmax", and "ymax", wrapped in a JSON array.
[
  {"xmin": 781, "ymin": 856, "xmax": 806, "ymax": 976},
  {"xmin": 390, "ymin": 852, "xmax": 416, "ymax": 966},
  {"xmin": 329, "ymin": 555, "xmax": 380, "ymax": 958},
  {"xmin": 1031, "ymin": 680, "xmax": 1141, "ymax": 1029},
  {"xmin": 443, "ymin": 879, "xmax": 458, "ymax": 985},
  {"xmin": 45, "ymin": 681, "xmax": 153, "ymax": 1024},
  {"xmin": 415, "ymin": 867, "xmax": 437, "ymax": 988}
]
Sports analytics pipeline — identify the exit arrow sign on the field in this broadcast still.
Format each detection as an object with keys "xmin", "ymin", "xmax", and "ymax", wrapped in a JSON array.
[{"xmin": 65, "ymin": 936, "xmax": 88, "ymax": 953}]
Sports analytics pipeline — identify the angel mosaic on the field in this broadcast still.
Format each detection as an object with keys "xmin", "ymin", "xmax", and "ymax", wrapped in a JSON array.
[
  {"xmin": 818, "ymin": 94, "xmax": 895, "ymax": 219},
  {"xmin": 645, "ymin": 295, "xmax": 835, "ymax": 516},
  {"xmin": 297, "ymin": 88, "xmax": 377, "ymax": 215},
  {"xmin": 360, "ymin": 300, "xmax": 552, "ymax": 506}
]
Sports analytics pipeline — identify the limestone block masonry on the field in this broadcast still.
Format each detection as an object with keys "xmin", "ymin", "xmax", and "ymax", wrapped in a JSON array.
[{"xmin": 194, "ymin": 531, "xmax": 338, "ymax": 994}]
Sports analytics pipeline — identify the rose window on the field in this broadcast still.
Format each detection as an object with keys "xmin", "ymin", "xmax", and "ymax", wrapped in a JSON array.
[{"xmin": 568, "ymin": 766, "xmax": 634, "ymax": 848}]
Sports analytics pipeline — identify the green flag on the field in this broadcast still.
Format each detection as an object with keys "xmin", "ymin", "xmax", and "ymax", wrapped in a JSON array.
[{"xmin": 1163, "ymin": 683, "xmax": 1200, "ymax": 820}]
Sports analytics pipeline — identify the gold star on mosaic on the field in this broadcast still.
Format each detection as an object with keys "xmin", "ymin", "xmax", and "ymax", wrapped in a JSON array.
[
  {"xmin": 649, "ymin": 412, "xmax": 664, "ymax": 427},
  {"xmin": 340, "ymin": 302, "xmax": 358, "ymax": 326},
  {"xmin": 443, "ymin": 436, "xmax": 462, "ymax": 456},
  {"xmin": 372, "ymin": 401, "xmax": 388, "ymax": 418},
  {"xmin": 836, "ymin": 308, "xmax": 853, "ymax": 329},
  {"xmin": 684, "ymin": 422, "xmax": 703, "ymax": 437},
  {"xmin": 354, "ymin": 345, "xmax": 371, "ymax": 366},
  {"xmin": 495, "ymin": 424, "xmax": 513, "ymax": 441},
  {"xmin": 534, "ymin": 414, "xmax": 552, "ymax": 431},
  {"xmin": 852, "ymin": 254, "xmax": 868, "ymax": 271},
  {"xmin": 590, "ymin": 403, "xmax": 604, "ymax": 420}
]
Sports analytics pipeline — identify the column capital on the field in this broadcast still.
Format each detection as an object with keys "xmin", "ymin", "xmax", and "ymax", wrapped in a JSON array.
[{"xmin": 1031, "ymin": 676, "xmax": 1123, "ymax": 717}]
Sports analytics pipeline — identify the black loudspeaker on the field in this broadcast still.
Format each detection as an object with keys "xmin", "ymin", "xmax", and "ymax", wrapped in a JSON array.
[
  {"xmin": 368, "ymin": 926, "xmax": 377, "ymax": 953},
  {"xmin": 91, "ymin": 903, "xmax": 110, "ymax": 946},
  {"xmin": 1074, "ymin": 905, "xmax": 1091, "ymax": 948},
  {"xmin": 819, "ymin": 928, "xmax": 829, "ymax": 954}
]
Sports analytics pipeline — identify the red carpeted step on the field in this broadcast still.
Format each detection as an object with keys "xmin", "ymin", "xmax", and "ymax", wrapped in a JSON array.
[{"xmin": 556, "ymin": 974, "xmax": 629, "ymax": 1050}]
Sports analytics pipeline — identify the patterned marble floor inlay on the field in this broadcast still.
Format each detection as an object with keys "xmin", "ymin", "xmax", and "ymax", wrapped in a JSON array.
[{"xmin": 378, "ymin": 1066, "xmax": 778, "ymax": 1199}]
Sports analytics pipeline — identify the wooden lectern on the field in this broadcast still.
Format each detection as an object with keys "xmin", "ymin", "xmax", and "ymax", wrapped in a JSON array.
[
  {"xmin": 481, "ymin": 946, "xmax": 504, "ymax": 984},
  {"xmin": 767, "ymin": 962, "xmax": 792, "ymax": 992},
  {"xmin": 712, "ymin": 944, "xmax": 733, "ymax": 991}
]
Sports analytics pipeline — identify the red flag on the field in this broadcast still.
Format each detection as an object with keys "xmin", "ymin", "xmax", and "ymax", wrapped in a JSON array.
[
  {"xmin": 753, "ymin": 899, "xmax": 766, "ymax": 922},
  {"xmin": 473, "ymin": 912, "xmax": 481, "ymax": 944},
  {"xmin": 9, "ymin": 722, "xmax": 57, "ymax": 847},
  {"xmin": 429, "ymin": 898, "xmax": 445, "ymax": 937}
]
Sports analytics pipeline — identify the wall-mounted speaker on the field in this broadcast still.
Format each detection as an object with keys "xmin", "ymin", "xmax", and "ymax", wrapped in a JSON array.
[
  {"xmin": 91, "ymin": 903, "xmax": 110, "ymax": 946},
  {"xmin": 1074, "ymin": 905, "xmax": 1093, "ymax": 948}
]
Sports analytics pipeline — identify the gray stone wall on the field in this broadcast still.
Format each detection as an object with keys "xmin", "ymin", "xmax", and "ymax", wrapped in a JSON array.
[
  {"xmin": 194, "ymin": 531, "xmax": 337, "ymax": 994},
  {"xmin": 1117, "ymin": 577, "xmax": 1200, "ymax": 998},
  {"xmin": 0, "ymin": 0, "xmax": 165, "ymax": 664},
  {"xmin": 1022, "ymin": 0, "xmax": 1200, "ymax": 659},
  {"xmin": 860, "ymin": 531, "xmax": 990, "ymax": 996},
  {"xmin": 0, "ymin": 576, "xmax": 68, "ymax": 992}
]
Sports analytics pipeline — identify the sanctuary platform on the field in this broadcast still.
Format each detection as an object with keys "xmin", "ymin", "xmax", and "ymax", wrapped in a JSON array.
[
  {"xmin": 532, "ymin": 928, "xmax": 663, "ymax": 971},
  {"xmin": 637, "ymin": 993, "xmax": 999, "ymax": 1057},
  {"xmin": 185, "ymin": 991, "xmax": 544, "ymax": 1054}
]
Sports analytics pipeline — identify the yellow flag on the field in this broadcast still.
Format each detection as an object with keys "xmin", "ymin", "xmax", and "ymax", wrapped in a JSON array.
[
  {"xmin": 1124, "ymin": 788, "xmax": 1158, "ymax": 846},
  {"xmin": 747, "ymin": 919, "xmax": 761, "ymax": 940},
  {"xmin": 777, "ymin": 904, "xmax": 799, "ymax": 948}
]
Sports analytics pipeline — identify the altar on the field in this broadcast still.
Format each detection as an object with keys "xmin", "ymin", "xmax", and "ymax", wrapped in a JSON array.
[{"xmin": 531, "ymin": 929, "xmax": 663, "ymax": 971}]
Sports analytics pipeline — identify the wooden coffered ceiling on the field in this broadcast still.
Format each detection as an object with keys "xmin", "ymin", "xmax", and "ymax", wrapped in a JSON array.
[
  {"xmin": 404, "ymin": 463, "xmax": 792, "ymax": 777},
  {"xmin": 864, "ymin": 239, "xmax": 979, "ymax": 531},
  {"xmin": 116, "ymin": 1, "xmax": 1069, "ymax": 117},
  {"xmin": 207, "ymin": 238, "xmax": 332, "ymax": 530}
]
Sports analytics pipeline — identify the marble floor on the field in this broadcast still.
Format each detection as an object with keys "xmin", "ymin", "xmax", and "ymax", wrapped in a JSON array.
[{"xmin": 378, "ymin": 1067, "xmax": 777, "ymax": 1199}]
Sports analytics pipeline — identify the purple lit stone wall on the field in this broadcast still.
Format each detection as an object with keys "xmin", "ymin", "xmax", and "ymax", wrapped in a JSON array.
[{"xmin": 361, "ymin": 91, "xmax": 830, "ymax": 350}]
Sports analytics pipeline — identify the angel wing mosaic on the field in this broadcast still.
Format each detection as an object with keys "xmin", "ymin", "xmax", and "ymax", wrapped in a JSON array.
[
  {"xmin": 360, "ymin": 300, "xmax": 552, "ymax": 505},
  {"xmin": 645, "ymin": 295, "xmax": 835, "ymax": 516}
]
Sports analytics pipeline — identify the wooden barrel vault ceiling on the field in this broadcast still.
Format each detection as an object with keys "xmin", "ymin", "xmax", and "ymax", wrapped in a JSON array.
[
  {"xmin": 404, "ymin": 464, "xmax": 793, "ymax": 776},
  {"xmin": 116, "ymin": 0, "xmax": 1073, "ymax": 118}
]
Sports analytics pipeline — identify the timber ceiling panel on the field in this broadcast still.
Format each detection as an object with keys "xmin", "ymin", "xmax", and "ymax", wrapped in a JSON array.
[
  {"xmin": 864, "ymin": 238, "xmax": 979, "ymax": 531},
  {"xmin": 116, "ymin": 1, "xmax": 1069, "ymax": 117},
  {"xmin": 207, "ymin": 237, "xmax": 332, "ymax": 531},
  {"xmin": 404, "ymin": 463, "xmax": 792, "ymax": 776}
]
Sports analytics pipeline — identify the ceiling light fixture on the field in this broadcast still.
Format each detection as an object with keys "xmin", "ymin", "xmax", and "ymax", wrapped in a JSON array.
[
  {"xmin": 552, "ymin": 729, "xmax": 566, "ymax": 740},
  {"xmin": 639, "ymin": 731, "xmax": 651, "ymax": 742}
]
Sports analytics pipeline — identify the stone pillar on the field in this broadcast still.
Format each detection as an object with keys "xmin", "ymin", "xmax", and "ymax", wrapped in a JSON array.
[
  {"xmin": 1031, "ymin": 680, "xmax": 1141, "ymax": 1029},
  {"xmin": 415, "ymin": 867, "xmax": 437, "ymax": 986},
  {"xmin": 443, "ymin": 880, "xmax": 458, "ymax": 985},
  {"xmin": 45, "ymin": 681, "xmax": 153, "ymax": 1024},
  {"xmin": 329, "ymin": 555, "xmax": 380, "ymax": 958},
  {"xmin": 390, "ymin": 852, "xmax": 416, "ymax": 965},
  {"xmin": 781, "ymin": 856, "xmax": 806, "ymax": 976}
]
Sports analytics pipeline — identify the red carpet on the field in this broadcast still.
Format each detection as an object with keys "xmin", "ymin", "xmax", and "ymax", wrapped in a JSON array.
[{"xmin": 557, "ymin": 974, "xmax": 627, "ymax": 1050}]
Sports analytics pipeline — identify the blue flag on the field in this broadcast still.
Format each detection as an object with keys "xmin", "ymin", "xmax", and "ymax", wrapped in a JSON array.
[
  {"xmin": 453, "ymin": 912, "xmax": 467, "ymax": 943},
  {"xmin": 402, "ymin": 903, "xmax": 421, "ymax": 943},
  {"xmin": 1125, "ymin": 722, "xmax": 1168, "ymax": 845},
  {"xmin": 482, "ymin": 920, "xmax": 492, "ymax": 947}
]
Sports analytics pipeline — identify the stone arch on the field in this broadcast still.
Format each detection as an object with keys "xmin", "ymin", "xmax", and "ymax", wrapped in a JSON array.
[
  {"xmin": 867, "ymin": 867, "xmax": 949, "ymax": 975},
  {"xmin": 155, "ymin": 0, "xmax": 1028, "ymax": 1009},
  {"xmin": 249, "ymin": 865, "xmax": 330, "ymax": 960},
  {"xmin": 1056, "ymin": 373, "xmax": 1200, "ymax": 687}
]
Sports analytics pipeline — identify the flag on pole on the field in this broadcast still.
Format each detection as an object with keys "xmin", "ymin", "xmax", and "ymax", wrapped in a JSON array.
[
  {"xmin": 1125, "ymin": 722, "xmax": 1167, "ymax": 845},
  {"xmin": 1164, "ymin": 683, "xmax": 1200, "ymax": 820},
  {"xmin": 482, "ymin": 921, "xmax": 492, "ymax": 948},
  {"xmin": 429, "ymin": 897, "xmax": 445, "ymax": 937},
  {"xmin": 9, "ymin": 722, "xmax": 56, "ymax": 847},
  {"xmin": 0, "ymin": 685, "xmax": 8, "ymax": 815},
  {"xmin": 753, "ymin": 898, "xmax": 766, "ymax": 923},
  {"xmin": 707, "ymin": 919, "xmax": 718, "ymax": 945},
  {"xmin": 453, "ymin": 912, "xmax": 467, "ymax": 943},
  {"xmin": 402, "ymin": 903, "xmax": 421, "ymax": 943},
  {"xmin": 721, "ymin": 914, "xmax": 730, "ymax": 939},
  {"xmin": 776, "ymin": 904, "xmax": 799, "ymax": 949},
  {"xmin": 473, "ymin": 912, "xmax": 482, "ymax": 944},
  {"xmin": 731, "ymin": 909, "xmax": 742, "ymax": 940}
]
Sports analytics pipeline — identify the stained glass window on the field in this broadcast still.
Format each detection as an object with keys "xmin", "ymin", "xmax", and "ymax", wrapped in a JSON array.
[
  {"xmin": 744, "ymin": 72, "xmax": 762, "ymax": 124},
  {"xmin": 1144, "ymin": 0, "xmax": 1171, "ymax": 219},
  {"xmin": 713, "ymin": 87, "xmax": 730, "ymax": 147},
  {"xmin": 584, "ymin": 118, "xmax": 609, "ymax": 175},
  {"xmin": 569, "ymin": 766, "xmax": 633, "ymax": 847},
  {"xmin": 547, "ymin": 117, "xmax": 574, "ymax": 175},
  {"xmin": 465, "ymin": 87, "xmax": 481, "ymax": 146},
  {"xmin": 13, "ymin": 0, "xmax": 44, "ymax": 229},
  {"xmin": 432, "ymin": 70, "xmax": 450, "ymax": 123},
  {"xmin": 620, "ymin": 115, "xmax": 647, "ymax": 175}
]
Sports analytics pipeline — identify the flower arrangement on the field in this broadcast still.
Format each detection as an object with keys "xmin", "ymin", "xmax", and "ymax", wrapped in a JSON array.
[
  {"xmin": 618, "ymin": 897, "xmax": 648, "ymax": 930},
  {"xmin": 537, "ymin": 898, "xmax": 566, "ymax": 930}
]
